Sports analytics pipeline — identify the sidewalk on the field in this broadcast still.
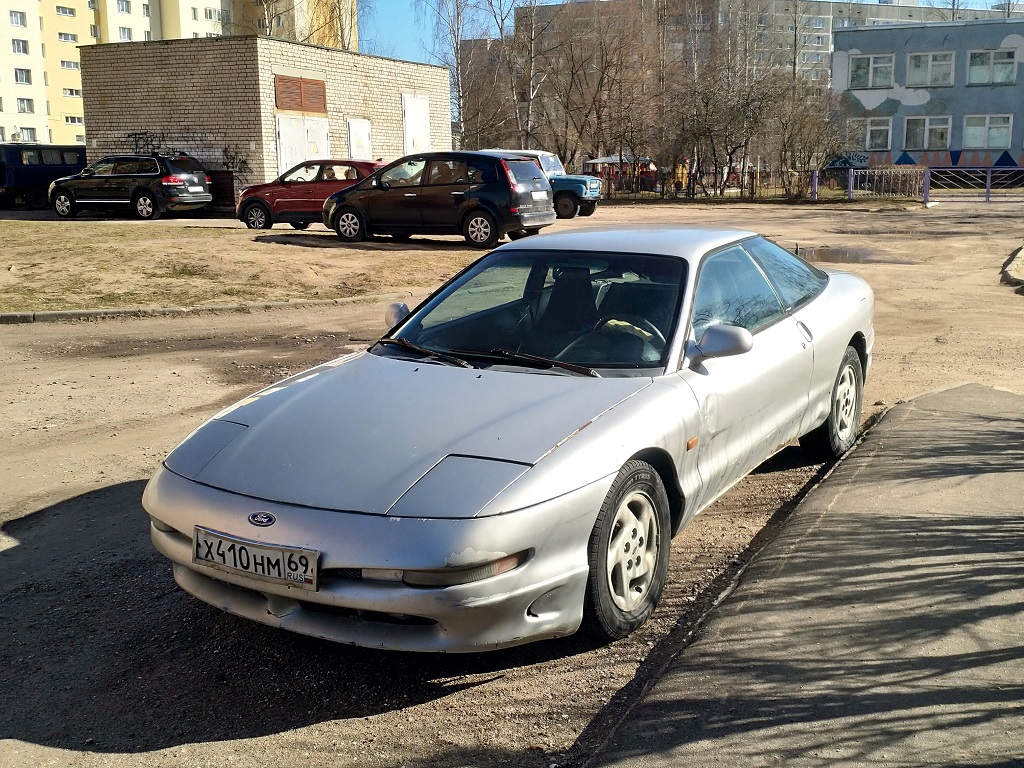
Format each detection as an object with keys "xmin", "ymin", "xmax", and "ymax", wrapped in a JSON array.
[{"xmin": 590, "ymin": 383, "xmax": 1024, "ymax": 767}]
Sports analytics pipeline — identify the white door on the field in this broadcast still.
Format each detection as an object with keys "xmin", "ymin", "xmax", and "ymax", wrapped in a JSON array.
[
  {"xmin": 347, "ymin": 118, "xmax": 372, "ymax": 160},
  {"xmin": 402, "ymin": 94, "xmax": 431, "ymax": 155},
  {"xmin": 276, "ymin": 115, "xmax": 330, "ymax": 176}
]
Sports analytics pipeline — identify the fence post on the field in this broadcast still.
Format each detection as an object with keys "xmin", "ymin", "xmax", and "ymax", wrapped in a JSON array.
[
  {"xmin": 846, "ymin": 168, "xmax": 854, "ymax": 201},
  {"xmin": 811, "ymin": 169, "xmax": 819, "ymax": 200},
  {"xmin": 923, "ymin": 169, "xmax": 930, "ymax": 206},
  {"xmin": 985, "ymin": 168, "xmax": 992, "ymax": 202}
]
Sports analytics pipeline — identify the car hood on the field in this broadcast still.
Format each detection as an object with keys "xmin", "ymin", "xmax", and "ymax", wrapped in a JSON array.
[
  {"xmin": 165, "ymin": 352, "xmax": 650, "ymax": 515},
  {"xmin": 553, "ymin": 173, "xmax": 601, "ymax": 183}
]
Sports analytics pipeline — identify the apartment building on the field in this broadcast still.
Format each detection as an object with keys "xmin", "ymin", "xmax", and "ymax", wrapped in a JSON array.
[
  {"xmin": 0, "ymin": 0, "xmax": 357, "ymax": 144},
  {"xmin": 833, "ymin": 17, "xmax": 1024, "ymax": 168}
]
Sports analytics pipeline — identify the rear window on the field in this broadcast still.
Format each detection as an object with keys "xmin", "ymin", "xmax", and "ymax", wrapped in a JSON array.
[
  {"xmin": 167, "ymin": 156, "xmax": 206, "ymax": 173},
  {"xmin": 504, "ymin": 159, "xmax": 546, "ymax": 184}
]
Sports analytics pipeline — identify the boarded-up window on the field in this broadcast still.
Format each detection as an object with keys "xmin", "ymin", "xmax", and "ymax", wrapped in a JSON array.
[{"xmin": 275, "ymin": 75, "xmax": 327, "ymax": 114}]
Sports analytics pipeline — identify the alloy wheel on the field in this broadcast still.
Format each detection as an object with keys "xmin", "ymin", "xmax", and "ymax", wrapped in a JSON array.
[{"xmin": 605, "ymin": 490, "xmax": 659, "ymax": 612}]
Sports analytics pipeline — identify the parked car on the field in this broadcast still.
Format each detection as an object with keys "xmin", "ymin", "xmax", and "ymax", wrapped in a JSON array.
[
  {"xmin": 49, "ymin": 152, "xmax": 212, "ymax": 220},
  {"xmin": 322, "ymin": 150, "xmax": 557, "ymax": 248},
  {"xmin": 489, "ymin": 148, "xmax": 603, "ymax": 218},
  {"xmin": 0, "ymin": 143, "xmax": 86, "ymax": 209},
  {"xmin": 143, "ymin": 226, "xmax": 874, "ymax": 653},
  {"xmin": 236, "ymin": 159, "xmax": 383, "ymax": 229}
]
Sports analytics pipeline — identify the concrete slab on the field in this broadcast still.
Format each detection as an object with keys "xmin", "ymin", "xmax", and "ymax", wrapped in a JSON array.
[{"xmin": 591, "ymin": 383, "xmax": 1024, "ymax": 768}]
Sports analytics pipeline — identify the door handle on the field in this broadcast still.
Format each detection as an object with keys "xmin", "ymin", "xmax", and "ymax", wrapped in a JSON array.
[
  {"xmin": 404, "ymin": 193, "xmax": 417, "ymax": 197},
  {"xmin": 796, "ymin": 321, "xmax": 813, "ymax": 343},
  {"xmin": 451, "ymin": 191, "xmax": 465, "ymax": 196}
]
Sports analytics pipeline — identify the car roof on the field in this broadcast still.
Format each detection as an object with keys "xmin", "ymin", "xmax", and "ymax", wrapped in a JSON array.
[
  {"xmin": 484, "ymin": 148, "xmax": 554, "ymax": 159},
  {"xmin": 398, "ymin": 150, "xmax": 545, "ymax": 161},
  {"xmin": 494, "ymin": 226, "xmax": 759, "ymax": 263}
]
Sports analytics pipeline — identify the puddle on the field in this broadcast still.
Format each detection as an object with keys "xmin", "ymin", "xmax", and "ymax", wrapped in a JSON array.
[{"xmin": 797, "ymin": 246, "xmax": 911, "ymax": 265}]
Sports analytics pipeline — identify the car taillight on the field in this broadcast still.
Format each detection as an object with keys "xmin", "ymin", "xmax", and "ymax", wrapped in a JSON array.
[
  {"xmin": 161, "ymin": 175, "xmax": 185, "ymax": 185},
  {"xmin": 500, "ymin": 159, "xmax": 520, "ymax": 190},
  {"xmin": 205, "ymin": 174, "xmax": 211, "ymax": 184}
]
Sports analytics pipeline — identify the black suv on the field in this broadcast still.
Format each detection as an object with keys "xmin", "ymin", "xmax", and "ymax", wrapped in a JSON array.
[
  {"xmin": 49, "ymin": 152, "xmax": 212, "ymax": 220},
  {"xmin": 322, "ymin": 151, "xmax": 556, "ymax": 248}
]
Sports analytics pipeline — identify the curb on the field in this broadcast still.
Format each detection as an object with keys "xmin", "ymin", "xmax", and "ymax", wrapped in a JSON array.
[{"xmin": 0, "ymin": 294, "xmax": 416, "ymax": 325}]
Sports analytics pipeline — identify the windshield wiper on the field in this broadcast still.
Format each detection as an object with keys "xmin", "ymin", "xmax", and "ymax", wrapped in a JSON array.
[
  {"xmin": 375, "ymin": 337, "xmax": 474, "ymax": 368},
  {"xmin": 452, "ymin": 347, "xmax": 600, "ymax": 378}
]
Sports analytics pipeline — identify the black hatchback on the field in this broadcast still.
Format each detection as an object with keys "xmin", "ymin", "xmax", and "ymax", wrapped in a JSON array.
[
  {"xmin": 49, "ymin": 152, "xmax": 213, "ymax": 220},
  {"xmin": 322, "ymin": 151, "xmax": 556, "ymax": 248}
]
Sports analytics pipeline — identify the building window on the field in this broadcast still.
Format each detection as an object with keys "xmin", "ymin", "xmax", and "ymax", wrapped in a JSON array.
[
  {"xmin": 90, "ymin": 23, "xmax": 98, "ymax": 37},
  {"xmin": 12, "ymin": 39, "xmax": 29, "ymax": 54},
  {"xmin": 88, "ymin": 0, "xmax": 97, "ymax": 7},
  {"xmin": 849, "ymin": 54, "xmax": 893, "ymax": 89},
  {"xmin": 205, "ymin": 7, "xmax": 218, "ymax": 20},
  {"xmin": 192, "ymin": 31, "xmax": 199, "ymax": 37},
  {"xmin": 76, "ymin": 134, "xmax": 85, "ymax": 143},
  {"xmin": 0, "ymin": 128, "xmax": 5, "ymax": 141},
  {"xmin": 58, "ymin": 32, "xmax": 78, "ymax": 42},
  {"xmin": 65, "ymin": 115, "xmax": 84, "ymax": 124},
  {"xmin": 119, "ymin": 26, "xmax": 132, "ymax": 40},
  {"xmin": 117, "ymin": 0, "xmax": 131, "ymax": 12},
  {"xmin": 812, "ymin": 53, "xmax": 824, "ymax": 64},
  {"xmin": 55, "ymin": 5, "xmax": 75, "ymax": 16},
  {"xmin": 14, "ymin": 67, "xmax": 31, "ymax": 83},
  {"xmin": 964, "ymin": 115, "xmax": 1011, "ymax": 149},
  {"xmin": 144, "ymin": 30, "xmax": 151, "ymax": 40},
  {"xmin": 849, "ymin": 117, "xmax": 891, "ymax": 150},
  {"xmin": 143, "ymin": 3, "xmax": 149, "ymax": 15},
  {"xmin": 968, "ymin": 50, "xmax": 1015, "ymax": 85},
  {"xmin": 21, "ymin": 127, "xmax": 37, "ymax": 141},
  {"xmin": 908, "ymin": 52, "xmax": 953, "ymax": 87},
  {"xmin": 17, "ymin": 98, "xmax": 34, "ymax": 113},
  {"xmin": 191, "ymin": 7, "xmax": 198, "ymax": 19},
  {"xmin": 60, "ymin": 59, "xmax": 79, "ymax": 69},
  {"xmin": 63, "ymin": 87, "xmax": 82, "ymax": 97},
  {"xmin": 813, "ymin": 17, "xmax": 825, "ymax": 28},
  {"xmin": 10, "ymin": 10, "xmax": 27, "ymax": 25},
  {"xmin": 905, "ymin": 116, "xmax": 949, "ymax": 150},
  {"xmin": 256, "ymin": 17, "xmax": 265, "ymax": 28}
]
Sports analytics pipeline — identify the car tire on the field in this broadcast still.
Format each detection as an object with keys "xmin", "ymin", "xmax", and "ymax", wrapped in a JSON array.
[
  {"xmin": 579, "ymin": 202, "xmax": 597, "ymax": 217},
  {"xmin": 289, "ymin": 221, "xmax": 310, "ymax": 230},
  {"xmin": 242, "ymin": 203, "xmax": 272, "ymax": 229},
  {"xmin": 463, "ymin": 210, "xmax": 499, "ymax": 249},
  {"xmin": 27, "ymin": 190, "xmax": 48, "ymax": 210},
  {"xmin": 582, "ymin": 459, "xmax": 670, "ymax": 642},
  {"xmin": 134, "ymin": 192, "xmax": 161, "ymax": 220},
  {"xmin": 800, "ymin": 345, "xmax": 864, "ymax": 460},
  {"xmin": 52, "ymin": 189, "xmax": 76, "ymax": 218},
  {"xmin": 334, "ymin": 207, "xmax": 366, "ymax": 242},
  {"xmin": 555, "ymin": 193, "xmax": 580, "ymax": 219}
]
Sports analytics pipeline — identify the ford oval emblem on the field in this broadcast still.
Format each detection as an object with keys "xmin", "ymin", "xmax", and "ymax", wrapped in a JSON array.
[{"xmin": 248, "ymin": 512, "xmax": 276, "ymax": 527}]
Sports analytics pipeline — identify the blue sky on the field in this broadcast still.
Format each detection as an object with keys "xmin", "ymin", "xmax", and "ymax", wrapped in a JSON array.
[{"xmin": 360, "ymin": 0, "xmax": 437, "ymax": 64}]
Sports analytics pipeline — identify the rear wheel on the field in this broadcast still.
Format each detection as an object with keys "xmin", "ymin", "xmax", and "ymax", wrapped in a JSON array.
[
  {"xmin": 242, "ymin": 202, "xmax": 272, "ymax": 229},
  {"xmin": 334, "ymin": 207, "xmax": 365, "ymax": 242},
  {"xmin": 800, "ymin": 345, "xmax": 863, "ymax": 460},
  {"xmin": 582, "ymin": 460, "xmax": 670, "ymax": 641},
  {"xmin": 463, "ymin": 210, "xmax": 499, "ymax": 249},
  {"xmin": 27, "ymin": 190, "xmax": 48, "ymax": 209},
  {"xmin": 53, "ymin": 190, "xmax": 76, "ymax": 218},
  {"xmin": 134, "ymin": 191, "xmax": 161, "ymax": 220},
  {"xmin": 579, "ymin": 202, "xmax": 597, "ymax": 217},
  {"xmin": 555, "ymin": 193, "xmax": 580, "ymax": 219}
]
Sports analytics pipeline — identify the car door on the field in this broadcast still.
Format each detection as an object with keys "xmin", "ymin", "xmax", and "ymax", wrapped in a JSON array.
[
  {"xmin": 74, "ymin": 157, "xmax": 117, "ymax": 202},
  {"xmin": 366, "ymin": 157, "xmax": 427, "ymax": 232},
  {"xmin": 106, "ymin": 157, "xmax": 142, "ymax": 203},
  {"xmin": 275, "ymin": 162, "xmax": 320, "ymax": 217},
  {"xmin": 418, "ymin": 157, "xmax": 471, "ymax": 233},
  {"xmin": 308, "ymin": 162, "xmax": 363, "ymax": 214},
  {"xmin": 679, "ymin": 245, "xmax": 814, "ymax": 508}
]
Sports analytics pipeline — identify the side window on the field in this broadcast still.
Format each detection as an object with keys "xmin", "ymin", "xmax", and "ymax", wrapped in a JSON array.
[
  {"xmin": 381, "ymin": 159, "xmax": 426, "ymax": 187},
  {"xmin": 743, "ymin": 237, "xmax": 827, "ymax": 310},
  {"xmin": 63, "ymin": 150, "xmax": 83, "ymax": 164},
  {"xmin": 41, "ymin": 149, "xmax": 63, "ymax": 164},
  {"xmin": 138, "ymin": 159, "xmax": 160, "ymax": 175},
  {"xmin": 112, "ymin": 159, "xmax": 139, "ymax": 174},
  {"xmin": 323, "ymin": 163, "xmax": 357, "ymax": 181},
  {"xmin": 426, "ymin": 159, "xmax": 468, "ymax": 185},
  {"xmin": 20, "ymin": 150, "xmax": 41, "ymax": 165},
  {"xmin": 87, "ymin": 159, "xmax": 117, "ymax": 176},
  {"xmin": 691, "ymin": 247, "xmax": 785, "ymax": 340},
  {"xmin": 283, "ymin": 164, "xmax": 318, "ymax": 183},
  {"xmin": 467, "ymin": 158, "xmax": 497, "ymax": 184}
]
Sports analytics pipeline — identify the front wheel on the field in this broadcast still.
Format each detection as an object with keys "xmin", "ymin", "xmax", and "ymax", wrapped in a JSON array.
[
  {"xmin": 554, "ymin": 193, "xmax": 580, "ymax": 219},
  {"xmin": 333, "ymin": 207, "xmax": 365, "ymax": 242},
  {"xmin": 463, "ymin": 210, "xmax": 498, "ymax": 249},
  {"xmin": 134, "ymin": 192, "xmax": 161, "ymax": 220},
  {"xmin": 53, "ymin": 190, "xmax": 76, "ymax": 218},
  {"xmin": 242, "ymin": 202, "xmax": 272, "ymax": 229},
  {"xmin": 579, "ymin": 202, "xmax": 597, "ymax": 217},
  {"xmin": 800, "ymin": 345, "xmax": 864, "ymax": 460},
  {"xmin": 582, "ymin": 460, "xmax": 670, "ymax": 642}
]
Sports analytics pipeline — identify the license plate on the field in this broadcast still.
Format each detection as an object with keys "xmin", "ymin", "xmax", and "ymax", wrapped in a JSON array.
[
  {"xmin": 187, "ymin": 185, "xmax": 204, "ymax": 193},
  {"xmin": 193, "ymin": 526, "xmax": 319, "ymax": 590},
  {"xmin": 532, "ymin": 190, "xmax": 548, "ymax": 201}
]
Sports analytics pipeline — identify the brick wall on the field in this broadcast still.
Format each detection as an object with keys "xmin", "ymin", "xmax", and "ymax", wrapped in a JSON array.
[{"xmin": 80, "ymin": 36, "xmax": 452, "ymax": 195}]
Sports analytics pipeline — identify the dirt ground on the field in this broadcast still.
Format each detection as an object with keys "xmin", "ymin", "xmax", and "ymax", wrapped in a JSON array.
[{"xmin": 1, "ymin": 201, "xmax": 1022, "ymax": 768}]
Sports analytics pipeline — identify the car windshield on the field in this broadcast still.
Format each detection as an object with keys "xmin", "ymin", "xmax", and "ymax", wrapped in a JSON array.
[
  {"xmin": 388, "ymin": 249, "xmax": 686, "ymax": 373},
  {"xmin": 169, "ymin": 157, "xmax": 206, "ymax": 173},
  {"xmin": 537, "ymin": 153, "xmax": 565, "ymax": 176}
]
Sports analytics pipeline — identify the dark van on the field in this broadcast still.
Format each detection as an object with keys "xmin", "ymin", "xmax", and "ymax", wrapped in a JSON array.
[{"xmin": 0, "ymin": 144, "xmax": 87, "ymax": 209}]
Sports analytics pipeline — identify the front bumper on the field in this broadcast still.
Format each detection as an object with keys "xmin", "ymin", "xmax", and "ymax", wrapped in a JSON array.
[{"xmin": 144, "ymin": 465, "xmax": 612, "ymax": 652}]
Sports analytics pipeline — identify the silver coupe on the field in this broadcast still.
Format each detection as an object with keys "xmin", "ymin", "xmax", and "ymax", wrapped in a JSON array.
[{"xmin": 143, "ymin": 227, "xmax": 874, "ymax": 652}]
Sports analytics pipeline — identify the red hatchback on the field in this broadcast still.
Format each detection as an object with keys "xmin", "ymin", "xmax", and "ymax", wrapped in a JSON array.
[{"xmin": 237, "ymin": 159, "xmax": 383, "ymax": 229}]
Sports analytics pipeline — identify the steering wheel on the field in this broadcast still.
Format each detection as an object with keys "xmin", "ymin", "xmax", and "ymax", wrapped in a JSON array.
[{"xmin": 593, "ymin": 315, "xmax": 666, "ymax": 350}]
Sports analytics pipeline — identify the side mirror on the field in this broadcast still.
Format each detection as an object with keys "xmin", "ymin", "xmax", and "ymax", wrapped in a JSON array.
[
  {"xmin": 690, "ymin": 324, "xmax": 753, "ymax": 366},
  {"xmin": 385, "ymin": 302, "xmax": 410, "ymax": 328},
  {"xmin": 81, "ymin": 168, "xmax": 95, "ymax": 177}
]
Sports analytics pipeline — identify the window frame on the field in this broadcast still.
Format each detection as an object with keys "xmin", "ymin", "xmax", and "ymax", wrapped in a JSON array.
[
  {"xmin": 10, "ymin": 9, "xmax": 27, "ymax": 26},
  {"xmin": 907, "ymin": 51, "xmax": 954, "ymax": 88},
  {"xmin": 904, "ymin": 115, "xmax": 951, "ymax": 150},
  {"xmin": 12, "ymin": 38, "xmax": 29, "ymax": 54},
  {"xmin": 849, "ymin": 53, "xmax": 894, "ymax": 89},
  {"xmin": 848, "ymin": 117, "xmax": 892, "ymax": 151},
  {"xmin": 16, "ymin": 97, "xmax": 34, "ymax": 114},
  {"xmin": 967, "ymin": 49, "xmax": 1015, "ymax": 85},
  {"xmin": 963, "ymin": 114, "xmax": 1012, "ymax": 149}
]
